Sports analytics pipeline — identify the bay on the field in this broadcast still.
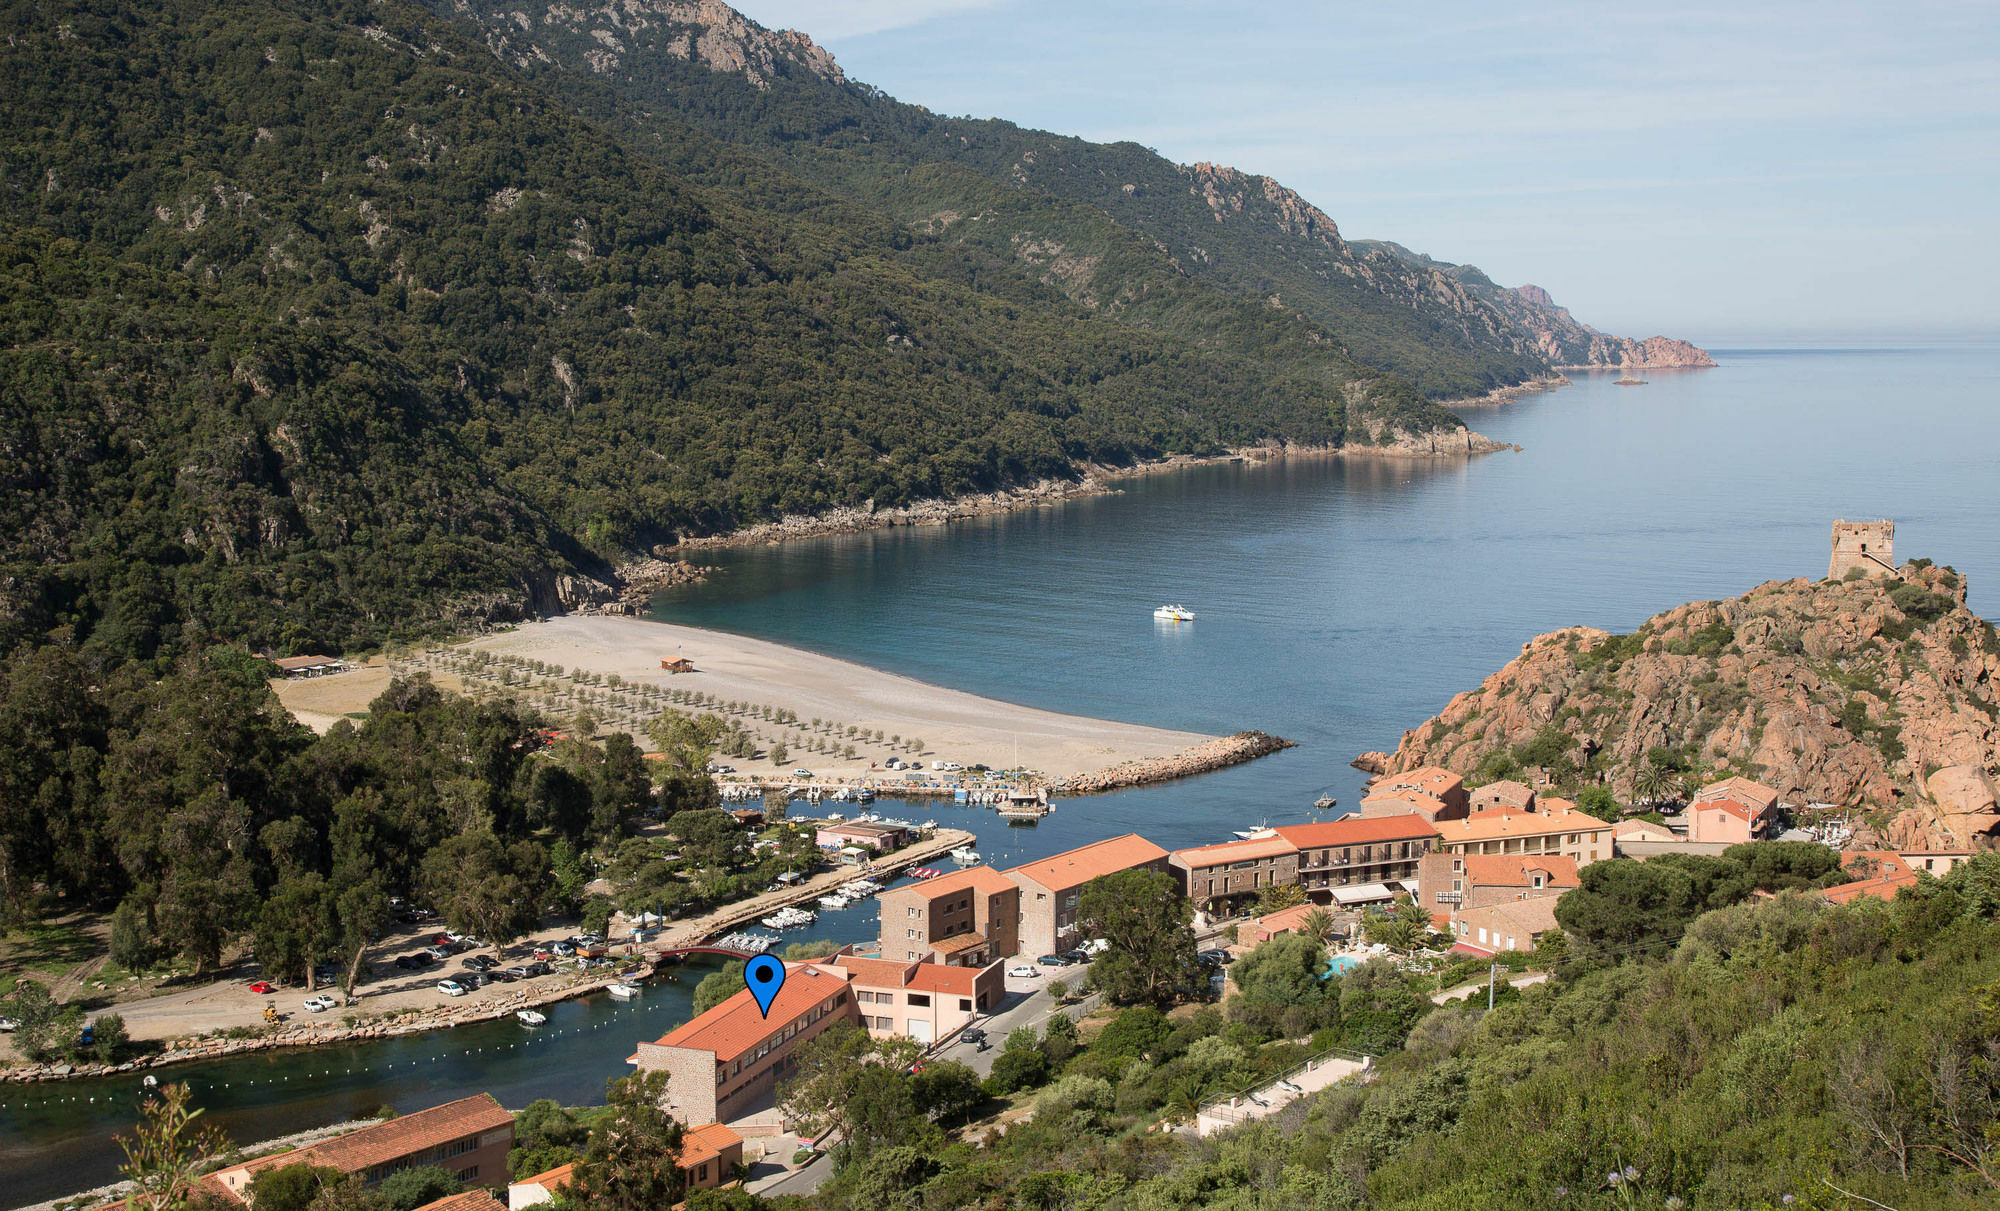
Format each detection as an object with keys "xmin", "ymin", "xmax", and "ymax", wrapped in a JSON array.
[{"xmin": 4, "ymin": 343, "xmax": 1995, "ymax": 1206}]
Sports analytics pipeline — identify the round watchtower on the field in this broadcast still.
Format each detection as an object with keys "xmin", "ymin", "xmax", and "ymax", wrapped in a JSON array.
[{"xmin": 1829, "ymin": 519, "xmax": 1895, "ymax": 579}]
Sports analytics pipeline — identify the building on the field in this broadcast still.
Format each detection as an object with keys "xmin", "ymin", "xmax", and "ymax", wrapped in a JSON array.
[
  {"xmin": 1169, "ymin": 836, "xmax": 1300, "ymax": 915},
  {"xmin": 207, "ymin": 1095, "xmax": 514, "ymax": 1202},
  {"xmin": 1416, "ymin": 852, "xmax": 1579, "ymax": 926},
  {"xmin": 1450, "ymin": 897, "xmax": 1562, "ymax": 955},
  {"xmin": 1829, "ymin": 519, "xmax": 1895, "ymax": 579},
  {"xmin": 507, "ymin": 1122, "xmax": 743, "ymax": 1209},
  {"xmin": 1432, "ymin": 801, "xmax": 1611, "ymax": 867},
  {"xmin": 1613, "ymin": 818, "xmax": 1679, "ymax": 849},
  {"xmin": 815, "ymin": 821, "xmax": 914, "ymax": 852},
  {"xmin": 631, "ymin": 962, "xmax": 858, "ymax": 1126},
  {"xmin": 1358, "ymin": 766, "xmax": 1469, "ymax": 822},
  {"xmin": 1469, "ymin": 780, "xmax": 1537, "ymax": 814},
  {"xmin": 419, "ymin": 1194, "xmax": 509, "ymax": 1211},
  {"xmin": 1684, "ymin": 778, "xmax": 1782, "ymax": 844},
  {"xmin": 1244, "ymin": 901, "xmax": 1334, "ymax": 945},
  {"xmin": 1005, "ymin": 833, "xmax": 1171, "ymax": 958},
  {"xmin": 1820, "ymin": 852, "xmax": 1921, "ymax": 904},
  {"xmin": 876, "ymin": 865, "xmax": 1019, "ymax": 964},
  {"xmin": 272, "ymin": 654, "xmax": 347, "ymax": 678},
  {"xmin": 1272, "ymin": 814, "xmax": 1439, "ymax": 905},
  {"xmin": 832, "ymin": 952, "xmax": 1003, "ymax": 1045},
  {"xmin": 1900, "ymin": 850, "xmax": 1975, "ymax": 875}
]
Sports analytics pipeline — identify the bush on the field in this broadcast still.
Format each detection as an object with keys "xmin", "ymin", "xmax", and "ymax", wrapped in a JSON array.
[
  {"xmin": 983, "ymin": 1047, "xmax": 1050, "ymax": 1095},
  {"xmin": 373, "ymin": 1167, "xmax": 462, "ymax": 1211}
]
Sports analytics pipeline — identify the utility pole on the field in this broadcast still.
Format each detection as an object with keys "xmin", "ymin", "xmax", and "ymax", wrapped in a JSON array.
[{"xmin": 1487, "ymin": 962, "xmax": 1500, "ymax": 1011}]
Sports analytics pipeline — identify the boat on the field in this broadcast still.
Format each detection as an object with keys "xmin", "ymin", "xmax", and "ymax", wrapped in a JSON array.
[
  {"xmin": 1153, "ymin": 603, "xmax": 1197, "ymax": 622},
  {"xmin": 950, "ymin": 846, "xmax": 982, "ymax": 866},
  {"xmin": 853, "ymin": 787, "xmax": 876, "ymax": 803},
  {"xmin": 818, "ymin": 894, "xmax": 852, "ymax": 910},
  {"xmin": 606, "ymin": 982, "xmax": 641, "ymax": 1000},
  {"xmin": 759, "ymin": 906, "xmax": 817, "ymax": 930},
  {"xmin": 516, "ymin": 1009, "xmax": 547, "ymax": 1026},
  {"xmin": 1313, "ymin": 795, "xmax": 1338, "ymax": 811},
  {"xmin": 1231, "ymin": 819, "xmax": 1274, "ymax": 840}
]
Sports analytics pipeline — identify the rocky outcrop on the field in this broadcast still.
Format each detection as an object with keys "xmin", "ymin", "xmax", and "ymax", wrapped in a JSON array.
[
  {"xmin": 464, "ymin": 0, "xmax": 843, "ymax": 87},
  {"xmin": 1343, "ymin": 425, "xmax": 1514, "ymax": 458},
  {"xmin": 1371, "ymin": 564, "xmax": 2000, "ymax": 832},
  {"xmin": 1056, "ymin": 731, "xmax": 1294, "ymax": 795}
]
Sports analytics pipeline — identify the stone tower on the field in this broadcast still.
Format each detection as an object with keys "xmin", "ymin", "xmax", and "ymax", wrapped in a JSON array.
[{"xmin": 1829, "ymin": 519, "xmax": 1895, "ymax": 579}]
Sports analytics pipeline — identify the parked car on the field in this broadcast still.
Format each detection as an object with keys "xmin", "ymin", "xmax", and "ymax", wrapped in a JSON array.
[
  {"xmin": 302, "ymin": 994, "xmax": 338, "ymax": 1012},
  {"xmin": 549, "ymin": 941, "xmax": 577, "ymax": 957},
  {"xmin": 394, "ymin": 953, "xmax": 432, "ymax": 970},
  {"xmin": 487, "ymin": 968, "xmax": 520, "ymax": 983},
  {"xmin": 1059, "ymin": 949, "xmax": 1088, "ymax": 965},
  {"xmin": 462, "ymin": 955, "xmax": 498, "ymax": 971},
  {"xmin": 1198, "ymin": 948, "xmax": 1234, "ymax": 966},
  {"xmin": 884, "ymin": 758, "xmax": 906, "ymax": 770},
  {"xmin": 522, "ymin": 961, "xmax": 553, "ymax": 977},
  {"xmin": 248, "ymin": 981, "xmax": 276, "ymax": 994},
  {"xmin": 959, "ymin": 1027, "xmax": 988, "ymax": 1050},
  {"xmin": 502, "ymin": 966, "xmax": 533, "ymax": 981},
  {"xmin": 436, "ymin": 980, "xmax": 467, "ymax": 997},
  {"xmin": 458, "ymin": 972, "xmax": 489, "ymax": 989},
  {"xmin": 1006, "ymin": 965, "xmax": 1041, "ymax": 979},
  {"xmin": 1036, "ymin": 954, "xmax": 1066, "ymax": 967},
  {"xmin": 792, "ymin": 768, "xmax": 815, "ymax": 779}
]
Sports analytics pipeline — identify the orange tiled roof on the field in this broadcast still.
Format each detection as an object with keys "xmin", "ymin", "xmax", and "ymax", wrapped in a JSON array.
[
  {"xmin": 1471, "ymin": 779, "xmax": 1536, "ymax": 808},
  {"xmin": 929, "ymin": 933, "xmax": 991, "ymax": 955},
  {"xmin": 1361, "ymin": 787, "xmax": 1449, "ymax": 813},
  {"xmin": 1434, "ymin": 807, "xmax": 1608, "ymax": 843},
  {"xmin": 513, "ymin": 1163, "xmax": 575, "ymax": 1193},
  {"xmin": 649, "ymin": 963, "xmax": 851, "ymax": 1062},
  {"xmin": 1696, "ymin": 797, "xmax": 1772, "ymax": 824},
  {"xmin": 1840, "ymin": 850, "xmax": 1914, "ymax": 876},
  {"xmin": 1171, "ymin": 836, "xmax": 1298, "ymax": 866},
  {"xmin": 1459, "ymin": 854, "xmax": 1580, "ymax": 887},
  {"xmin": 830, "ymin": 954, "xmax": 921, "ymax": 986},
  {"xmin": 906, "ymin": 961, "xmax": 990, "ymax": 995},
  {"xmin": 213, "ymin": 1095, "xmax": 512, "ymax": 1191},
  {"xmin": 413, "ymin": 1193, "xmax": 507, "ymax": 1211},
  {"xmin": 1005, "ymin": 833, "xmax": 1168, "ymax": 892},
  {"xmin": 680, "ymin": 1121, "xmax": 743, "ymax": 1169},
  {"xmin": 1821, "ymin": 870, "xmax": 1920, "ymax": 904},
  {"xmin": 1273, "ymin": 813, "xmax": 1441, "ymax": 848},
  {"xmin": 1693, "ymin": 776, "xmax": 1780, "ymax": 810},
  {"xmin": 1376, "ymin": 766, "xmax": 1464, "ymax": 794},
  {"xmin": 895, "ymin": 865, "xmax": 1017, "ymax": 900},
  {"xmin": 1454, "ymin": 896, "xmax": 1560, "ymax": 941},
  {"xmin": 1251, "ymin": 902, "xmax": 1321, "ymax": 934}
]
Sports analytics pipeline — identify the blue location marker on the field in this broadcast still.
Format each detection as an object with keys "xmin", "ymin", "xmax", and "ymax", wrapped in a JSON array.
[{"xmin": 744, "ymin": 955, "xmax": 786, "ymax": 1018}]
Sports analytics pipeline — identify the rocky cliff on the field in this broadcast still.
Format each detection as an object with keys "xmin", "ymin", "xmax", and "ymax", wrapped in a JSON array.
[
  {"xmin": 1354, "ymin": 240, "xmax": 1715, "ymax": 369},
  {"xmin": 1372, "ymin": 563, "xmax": 2000, "ymax": 845}
]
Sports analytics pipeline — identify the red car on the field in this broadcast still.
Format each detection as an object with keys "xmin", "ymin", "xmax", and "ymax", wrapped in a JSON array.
[{"xmin": 248, "ymin": 981, "xmax": 275, "ymax": 994}]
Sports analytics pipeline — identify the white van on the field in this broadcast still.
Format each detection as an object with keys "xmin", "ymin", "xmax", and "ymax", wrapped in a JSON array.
[{"xmin": 931, "ymin": 760, "xmax": 964, "ymax": 772}]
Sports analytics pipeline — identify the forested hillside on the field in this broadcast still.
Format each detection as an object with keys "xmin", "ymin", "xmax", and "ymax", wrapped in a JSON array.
[
  {"xmin": 439, "ymin": 0, "xmax": 1707, "ymax": 397},
  {"xmin": 1, "ymin": 0, "xmax": 1462, "ymax": 662}
]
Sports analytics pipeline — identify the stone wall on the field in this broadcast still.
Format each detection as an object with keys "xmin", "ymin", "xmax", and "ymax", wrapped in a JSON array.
[{"xmin": 1829, "ymin": 519, "xmax": 1895, "ymax": 579}]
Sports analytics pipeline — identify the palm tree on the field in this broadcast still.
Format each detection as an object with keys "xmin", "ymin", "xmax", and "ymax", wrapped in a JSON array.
[
  {"xmin": 1301, "ymin": 906, "xmax": 1335, "ymax": 945},
  {"xmin": 1633, "ymin": 762, "xmax": 1669, "ymax": 807}
]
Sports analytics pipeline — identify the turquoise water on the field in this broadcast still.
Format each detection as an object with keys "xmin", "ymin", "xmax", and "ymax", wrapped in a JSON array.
[
  {"xmin": 1323, "ymin": 955, "xmax": 1364, "ymax": 977},
  {"xmin": 4, "ymin": 344, "xmax": 1995, "ymax": 1206}
]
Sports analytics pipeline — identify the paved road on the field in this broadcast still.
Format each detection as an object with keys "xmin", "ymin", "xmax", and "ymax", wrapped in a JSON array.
[{"xmin": 934, "ymin": 960, "xmax": 1099, "ymax": 1076}]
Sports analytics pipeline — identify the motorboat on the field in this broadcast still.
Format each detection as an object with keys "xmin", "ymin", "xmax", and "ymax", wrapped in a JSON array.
[
  {"xmin": 1153, "ymin": 603, "xmax": 1196, "ymax": 622},
  {"xmin": 818, "ymin": 893, "xmax": 852, "ymax": 910},
  {"xmin": 760, "ymin": 906, "xmax": 817, "ymax": 930},
  {"xmin": 516, "ymin": 1009, "xmax": 547, "ymax": 1026},
  {"xmin": 950, "ymin": 846, "xmax": 982, "ymax": 866},
  {"xmin": 606, "ymin": 982, "xmax": 641, "ymax": 1000}
]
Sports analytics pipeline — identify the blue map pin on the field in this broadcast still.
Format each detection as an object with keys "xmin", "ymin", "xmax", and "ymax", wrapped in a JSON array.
[{"xmin": 744, "ymin": 955, "xmax": 786, "ymax": 1018}]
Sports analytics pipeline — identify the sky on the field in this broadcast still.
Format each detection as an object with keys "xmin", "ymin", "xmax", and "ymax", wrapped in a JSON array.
[{"xmin": 727, "ymin": 0, "xmax": 1998, "ymax": 344}]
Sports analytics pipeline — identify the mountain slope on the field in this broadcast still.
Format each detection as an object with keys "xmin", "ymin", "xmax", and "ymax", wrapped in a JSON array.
[
  {"xmin": 1375, "ymin": 561, "xmax": 2000, "ymax": 844},
  {"xmin": 0, "ymin": 0, "xmax": 1456, "ymax": 660},
  {"xmin": 439, "ymin": 0, "xmax": 1709, "ymax": 393}
]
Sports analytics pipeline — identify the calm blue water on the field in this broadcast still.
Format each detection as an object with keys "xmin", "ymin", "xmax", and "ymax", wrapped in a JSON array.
[{"xmin": 5, "ymin": 344, "xmax": 1996, "ymax": 1206}]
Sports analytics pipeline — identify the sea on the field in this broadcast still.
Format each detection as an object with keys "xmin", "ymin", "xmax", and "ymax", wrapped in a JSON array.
[{"xmin": 4, "ymin": 342, "xmax": 1996, "ymax": 1206}]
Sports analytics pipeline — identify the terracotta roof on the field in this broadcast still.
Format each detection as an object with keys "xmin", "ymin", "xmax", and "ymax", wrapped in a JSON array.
[
  {"xmin": 1434, "ymin": 807, "xmax": 1608, "ymax": 844},
  {"xmin": 1693, "ymin": 776, "xmax": 1780, "ymax": 810},
  {"xmin": 1361, "ymin": 787, "xmax": 1449, "ymax": 814},
  {"xmin": 649, "ymin": 963, "xmax": 851, "ymax": 1062},
  {"xmin": 1459, "ymin": 854, "xmax": 1580, "ymax": 887},
  {"xmin": 906, "ymin": 961, "xmax": 988, "ymax": 995},
  {"xmin": 833, "ymin": 952, "xmax": 991, "ymax": 995},
  {"xmin": 1454, "ymin": 896, "xmax": 1561, "ymax": 942},
  {"xmin": 1614, "ymin": 819, "xmax": 1677, "ymax": 840},
  {"xmin": 1273, "ymin": 813, "xmax": 1441, "ymax": 848},
  {"xmin": 513, "ymin": 1163, "xmax": 575, "ymax": 1194},
  {"xmin": 1171, "ymin": 836, "xmax": 1298, "ymax": 866},
  {"xmin": 213, "ymin": 1095, "xmax": 512, "ymax": 1192},
  {"xmin": 818, "ymin": 821, "xmax": 907, "ymax": 838},
  {"xmin": 680, "ymin": 1122, "xmax": 743, "ymax": 1170},
  {"xmin": 1005, "ymin": 833, "xmax": 1168, "ymax": 892},
  {"xmin": 830, "ymin": 955, "xmax": 921, "ymax": 986},
  {"xmin": 1251, "ymin": 902, "xmax": 1321, "ymax": 935},
  {"xmin": 1375, "ymin": 766, "xmax": 1464, "ymax": 794},
  {"xmin": 1840, "ymin": 850, "xmax": 1913, "ymax": 876},
  {"xmin": 1471, "ymin": 780, "xmax": 1537, "ymax": 808},
  {"xmin": 1695, "ymin": 797, "xmax": 1773, "ymax": 824},
  {"xmin": 1821, "ymin": 870, "xmax": 1920, "ymax": 904},
  {"xmin": 893, "ymin": 865, "xmax": 1017, "ymax": 901},
  {"xmin": 413, "ymin": 1193, "xmax": 507, "ymax": 1211}
]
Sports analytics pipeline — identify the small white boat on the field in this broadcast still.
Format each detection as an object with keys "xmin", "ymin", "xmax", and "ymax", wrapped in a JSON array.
[
  {"xmin": 516, "ymin": 1009, "xmax": 547, "ymax": 1026},
  {"xmin": 950, "ymin": 846, "xmax": 982, "ymax": 866},
  {"xmin": 606, "ymin": 982, "xmax": 641, "ymax": 1000},
  {"xmin": 1154, "ymin": 603, "xmax": 1197, "ymax": 622},
  {"xmin": 818, "ymin": 894, "xmax": 851, "ymax": 910},
  {"xmin": 854, "ymin": 788, "xmax": 876, "ymax": 803}
]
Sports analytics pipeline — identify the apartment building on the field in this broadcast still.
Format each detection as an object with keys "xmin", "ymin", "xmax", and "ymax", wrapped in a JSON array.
[
  {"xmin": 1169, "ymin": 836, "xmax": 1300, "ymax": 915},
  {"xmin": 1006, "ymin": 833, "xmax": 1171, "ymax": 957},
  {"xmin": 1431, "ymin": 800, "xmax": 1611, "ymax": 867},
  {"xmin": 876, "ymin": 865, "xmax": 1019, "ymax": 964},
  {"xmin": 508, "ymin": 1122, "xmax": 744, "ymax": 1209},
  {"xmin": 207, "ymin": 1095, "xmax": 514, "ymax": 1202},
  {"xmin": 1358, "ymin": 765, "xmax": 1469, "ymax": 822},
  {"xmin": 1451, "ymin": 897, "xmax": 1562, "ymax": 955},
  {"xmin": 833, "ymin": 953, "xmax": 1003, "ymax": 1045},
  {"xmin": 1271, "ymin": 814, "xmax": 1439, "ymax": 904},
  {"xmin": 1468, "ymin": 779, "xmax": 1537, "ymax": 813},
  {"xmin": 1416, "ymin": 852, "xmax": 1579, "ymax": 926}
]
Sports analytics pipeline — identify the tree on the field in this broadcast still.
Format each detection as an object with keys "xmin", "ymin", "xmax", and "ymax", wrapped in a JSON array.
[
  {"xmin": 249, "ymin": 1163, "xmax": 346, "ymax": 1211},
  {"xmin": 566, "ymin": 1069, "xmax": 687, "ymax": 1211},
  {"xmin": 1555, "ymin": 858, "xmax": 1701, "ymax": 957},
  {"xmin": 779, "ymin": 1021, "xmax": 922, "ymax": 1146},
  {"xmin": 2, "ymin": 977, "xmax": 84, "ymax": 1063},
  {"xmin": 255, "ymin": 873, "xmax": 339, "ymax": 989},
  {"xmin": 1254, "ymin": 882, "xmax": 1306, "ymax": 914},
  {"xmin": 983, "ymin": 1047, "xmax": 1049, "ymax": 1095},
  {"xmin": 1229, "ymin": 933, "xmax": 1333, "ymax": 1022},
  {"xmin": 420, "ymin": 832, "xmax": 549, "ymax": 950},
  {"xmin": 770, "ymin": 743, "xmax": 789, "ymax": 766},
  {"xmin": 1300, "ymin": 906, "xmax": 1336, "ymax": 944},
  {"xmin": 117, "ymin": 1083, "xmax": 231, "ymax": 1211},
  {"xmin": 691, "ymin": 961, "xmax": 749, "ymax": 1014},
  {"xmin": 372, "ymin": 1167, "xmax": 462, "ymax": 1211},
  {"xmin": 1076, "ymin": 869, "xmax": 1204, "ymax": 1006}
]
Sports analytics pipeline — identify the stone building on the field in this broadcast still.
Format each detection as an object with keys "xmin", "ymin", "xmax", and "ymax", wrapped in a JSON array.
[
  {"xmin": 1170, "ymin": 835, "xmax": 1301, "ymax": 915},
  {"xmin": 206, "ymin": 1095, "xmax": 515, "ymax": 1202},
  {"xmin": 1005, "ymin": 833, "xmax": 1171, "ymax": 958},
  {"xmin": 1416, "ymin": 852, "xmax": 1580, "ymax": 925},
  {"xmin": 1359, "ymin": 765, "xmax": 1469, "ymax": 822},
  {"xmin": 876, "ymin": 865, "xmax": 1020, "ymax": 965},
  {"xmin": 1432, "ymin": 800, "xmax": 1612, "ymax": 867},
  {"xmin": 1271, "ymin": 814, "xmax": 1439, "ymax": 905},
  {"xmin": 1828, "ymin": 519, "xmax": 1895, "ymax": 578}
]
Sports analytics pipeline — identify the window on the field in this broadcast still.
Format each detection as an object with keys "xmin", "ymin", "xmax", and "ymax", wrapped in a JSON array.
[
  {"xmin": 1452, "ymin": 857, "xmax": 1462, "ymax": 872},
  {"xmin": 456, "ymin": 1167, "xmax": 479, "ymax": 1183},
  {"xmin": 697, "ymin": 1163, "xmax": 709, "ymax": 1183},
  {"xmin": 959, "ymin": 998, "xmax": 972, "ymax": 1011},
  {"xmin": 907, "ymin": 993, "xmax": 931, "ymax": 1007},
  {"xmin": 908, "ymin": 906, "xmax": 918, "ymax": 917}
]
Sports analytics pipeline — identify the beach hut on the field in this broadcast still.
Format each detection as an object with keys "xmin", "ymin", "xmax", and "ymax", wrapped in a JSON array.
[{"xmin": 660, "ymin": 657, "xmax": 697, "ymax": 673}]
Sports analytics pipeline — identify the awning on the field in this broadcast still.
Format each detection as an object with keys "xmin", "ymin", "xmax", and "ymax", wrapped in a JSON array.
[{"xmin": 1331, "ymin": 883, "xmax": 1396, "ymax": 906}]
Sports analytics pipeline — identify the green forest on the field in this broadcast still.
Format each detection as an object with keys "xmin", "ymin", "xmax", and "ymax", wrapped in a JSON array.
[{"xmin": 0, "ymin": 0, "xmax": 1478, "ymax": 665}]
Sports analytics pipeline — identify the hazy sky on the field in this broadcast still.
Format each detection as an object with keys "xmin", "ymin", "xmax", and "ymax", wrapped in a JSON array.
[{"xmin": 728, "ymin": 0, "xmax": 1998, "ymax": 343}]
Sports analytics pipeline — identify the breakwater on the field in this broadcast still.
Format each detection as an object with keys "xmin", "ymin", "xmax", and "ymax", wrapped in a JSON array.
[{"xmin": 1054, "ymin": 731, "xmax": 1294, "ymax": 795}]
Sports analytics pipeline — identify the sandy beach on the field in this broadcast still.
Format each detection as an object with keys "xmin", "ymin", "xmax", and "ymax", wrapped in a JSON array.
[{"xmin": 275, "ymin": 615, "xmax": 1215, "ymax": 782}]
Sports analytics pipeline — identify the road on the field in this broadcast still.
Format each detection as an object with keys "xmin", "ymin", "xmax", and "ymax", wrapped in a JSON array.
[{"xmin": 933, "ymin": 959, "xmax": 1099, "ymax": 1076}]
